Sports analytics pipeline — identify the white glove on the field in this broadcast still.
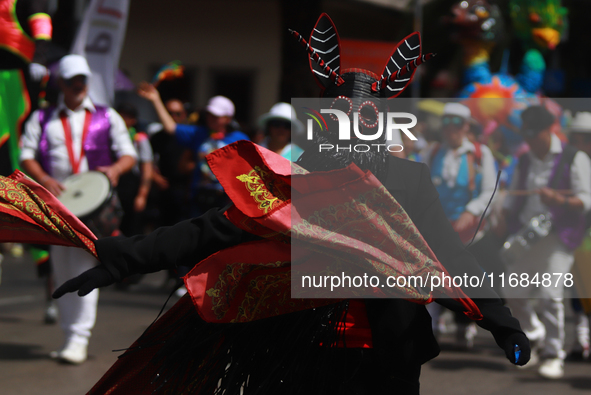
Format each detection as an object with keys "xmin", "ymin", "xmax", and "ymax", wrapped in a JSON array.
[{"xmin": 29, "ymin": 63, "xmax": 48, "ymax": 81}]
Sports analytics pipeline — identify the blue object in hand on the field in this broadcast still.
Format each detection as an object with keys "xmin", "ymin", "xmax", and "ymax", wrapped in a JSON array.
[{"xmin": 514, "ymin": 345, "xmax": 521, "ymax": 364}]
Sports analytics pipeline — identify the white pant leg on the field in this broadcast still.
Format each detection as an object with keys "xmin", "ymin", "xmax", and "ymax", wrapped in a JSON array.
[
  {"xmin": 502, "ymin": 232, "xmax": 556, "ymax": 299},
  {"xmin": 539, "ymin": 237, "xmax": 574, "ymax": 300},
  {"xmin": 537, "ymin": 238, "xmax": 574, "ymax": 360},
  {"xmin": 574, "ymin": 312, "xmax": 590, "ymax": 350},
  {"xmin": 504, "ymin": 232, "xmax": 574, "ymax": 358},
  {"xmin": 503, "ymin": 233, "xmax": 546, "ymax": 336},
  {"xmin": 51, "ymin": 245, "xmax": 99, "ymax": 345},
  {"xmin": 538, "ymin": 297, "xmax": 565, "ymax": 359}
]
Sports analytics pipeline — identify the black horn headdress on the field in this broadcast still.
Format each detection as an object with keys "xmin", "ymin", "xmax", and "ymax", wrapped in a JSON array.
[
  {"xmin": 289, "ymin": 13, "xmax": 435, "ymax": 99},
  {"xmin": 291, "ymin": 13, "xmax": 435, "ymax": 177}
]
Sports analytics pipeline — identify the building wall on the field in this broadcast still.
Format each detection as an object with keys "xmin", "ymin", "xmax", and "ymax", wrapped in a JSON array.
[{"xmin": 120, "ymin": 0, "xmax": 281, "ymax": 126}]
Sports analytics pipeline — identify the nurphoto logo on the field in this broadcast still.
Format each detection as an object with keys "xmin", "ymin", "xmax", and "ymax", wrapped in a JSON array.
[{"xmin": 298, "ymin": 98, "xmax": 419, "ymax": 153}]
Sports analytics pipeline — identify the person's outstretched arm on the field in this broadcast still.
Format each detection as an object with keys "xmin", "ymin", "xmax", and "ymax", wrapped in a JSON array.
[
  {"xmin": 137, "ymin": 82, "xmax": 177, "ymax": 134},
  {"xmin": 411, "ymin": 161, "xmax": 530, "ymax": 366},
  {"xmin": 53, "ymin": 206, "xmax": 259, "ymax": 297}
]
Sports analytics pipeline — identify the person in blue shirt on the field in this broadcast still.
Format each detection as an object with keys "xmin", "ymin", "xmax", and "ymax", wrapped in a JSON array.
[{"xmin": 138, "ymin": 83, "xmax": 248, "ymax": 216}]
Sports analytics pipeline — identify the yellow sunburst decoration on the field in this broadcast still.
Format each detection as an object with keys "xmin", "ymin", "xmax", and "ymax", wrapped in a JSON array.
[{"xmin": 464, "ymin": 76, "xmax": 518, "ymax": 125}]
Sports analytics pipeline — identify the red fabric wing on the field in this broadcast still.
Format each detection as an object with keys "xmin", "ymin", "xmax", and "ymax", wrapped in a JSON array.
[{"xmin": 0, "ymin": 170, "xmax": 97, "ymax": 257}]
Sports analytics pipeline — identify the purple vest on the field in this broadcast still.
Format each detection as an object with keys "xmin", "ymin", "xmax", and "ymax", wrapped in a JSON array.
[
  {"xmin": 37, "ymin": 106, "xmax": 113, "ymax": 174},
  {"xmin": 508, "ymin": 145, "xmax": 586, "ymax": 250}
]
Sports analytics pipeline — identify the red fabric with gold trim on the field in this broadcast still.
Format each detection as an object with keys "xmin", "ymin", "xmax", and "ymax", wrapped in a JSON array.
[
  {"xmin": 185, "ymin": 239, "xmax": 336, "ymax": 323},
  {"xmin": 0, "ymin": 170, "xmax": 97, "ymax": 257},
  {"xmin": 185, "ymin": 141, "xmax": 482, "ymax": 324}
]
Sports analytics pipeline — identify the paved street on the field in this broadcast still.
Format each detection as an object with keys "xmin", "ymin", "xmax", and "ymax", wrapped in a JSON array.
[
  {"xmin": 0, "ymin": 249, "xmax": 177, "ymax": 395},
  {"xmin": 422, "ymin": 332, "xmax": 591, "ymax": 395},
  {"xmin": 0, "ymin": 250, "xmax": 589, "ymax": 394}
]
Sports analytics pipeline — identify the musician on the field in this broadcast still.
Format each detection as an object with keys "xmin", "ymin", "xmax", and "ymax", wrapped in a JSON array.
[
  {"xmin": 502, "ymin": 105, "xmax": 591, "ymax": 379},
  {"xmin": 425, "ymin": 103, "xmax": 497, "ymax": 243},
  {"xmin": 424, "ymin": 102, "xmax": 497, "ymax": 348},
  {"xmin": 20, "ymin": 54, "xmax": 137, "ymax": 364},
  {"xmin": 564, "ymin": 111, "xmax": 591, "ymax": 361}
]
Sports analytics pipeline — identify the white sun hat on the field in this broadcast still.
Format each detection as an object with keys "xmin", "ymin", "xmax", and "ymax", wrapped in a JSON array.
[
  {"xmin": 258, "ymin": 102, "xmax": 304, "ymax": 135},
  {"xmin": 442, "ymin": 102, "xmax": 471, "ymax": 119},
  {"xmin": 569, "ymin": 112, "xmax": 591, "ymax": 133}
]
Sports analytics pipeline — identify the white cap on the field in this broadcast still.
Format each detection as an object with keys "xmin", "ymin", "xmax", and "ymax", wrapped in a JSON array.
[
  {"xmin": 569, "ymin": 112, "xmax": 591, "ymax": 133},
  {"xmin": 59, "ymin": 54, "xmax": 92, "ymax": 79},
  {"xmin": 206, "ymin": 96, "xmax": 235, "ymax": 117},
  {"xmin": 258, "ymin": 102, "xmax": 304, "ymax": 135},
  {"xmin": 442, "ymin": 102, "xmax": 471, "ymax": 119}
]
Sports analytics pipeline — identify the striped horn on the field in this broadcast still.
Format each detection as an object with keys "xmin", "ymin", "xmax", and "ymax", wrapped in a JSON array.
[
  {"xmin": 372, "ymin": 53, "xmax": 436, "ymax": 93},
  {"xmin": 289, "ymin": 29, "xmax": 345, "ymax": 86}
]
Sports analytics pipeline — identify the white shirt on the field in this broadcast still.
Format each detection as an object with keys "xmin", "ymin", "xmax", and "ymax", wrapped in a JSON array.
[
  {"xmin": 423, "ymin": 138, "xmax": 497, "ymax": 217},
  {"xmin": 503, "ymin": 134, "xmax": 591, "ymax": 225},
  {"xmin": 21, "ymin": 95, "xmax": 137, "ymax": 182}
]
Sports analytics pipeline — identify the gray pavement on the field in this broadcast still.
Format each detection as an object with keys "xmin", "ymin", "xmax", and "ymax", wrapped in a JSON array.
[
  {"xmin": 422, "ymin": 332, "xmax": 591, "ymax": 395},
  {"xmin": 0, "ymin": 250, "xmax": 589, "ymax": 394},
  {"xmin": 0, "ymin": 249, "xmax": 177, "ymax": 395}
]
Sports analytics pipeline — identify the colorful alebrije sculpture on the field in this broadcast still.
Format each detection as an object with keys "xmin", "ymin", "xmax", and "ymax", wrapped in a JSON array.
[
  {"xmin": 452, "ymin": 0, "xmax": 568, "ymax": 149},
  {"xmin": 447, "ymin": 0, "xmax": 504, "ymax": 43},
  {"xmin": 509, "ymin": 0, "xmax": 567, "ymax": 51},
  {"xmin": 510, "ymin": 0, "xmax": 568, "ymax": 94}
]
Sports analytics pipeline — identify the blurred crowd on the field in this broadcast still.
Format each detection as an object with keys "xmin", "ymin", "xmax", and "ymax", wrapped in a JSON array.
[{"xmin": 400, "ymin": 100, "xmax": 591, "ymax": 380}]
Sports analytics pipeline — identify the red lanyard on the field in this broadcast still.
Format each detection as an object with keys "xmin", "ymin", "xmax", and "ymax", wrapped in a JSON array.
[{"xmin": 60, "ymin": 109, "xmax": 92, "ymax": 174}]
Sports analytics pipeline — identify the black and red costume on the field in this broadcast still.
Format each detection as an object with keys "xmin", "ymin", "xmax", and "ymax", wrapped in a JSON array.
[{"xmin": 47, "ymin": 13, "xmax": 530, "ymax": 395}]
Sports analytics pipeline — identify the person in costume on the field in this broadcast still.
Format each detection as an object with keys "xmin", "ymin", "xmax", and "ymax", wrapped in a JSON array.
[
  {"xmin": 256, "ymin": 102, "xmax": 304, "ymax": 161},
  {"xmin": 0, "ymin": 0, "xmax": 52, "ymax": 285},
  {"xmin": 425, "ymin": 103, "xmax": 496, "ymax": 245},
  {"xmin": 501, "ymin": 105, "xmax": 591, "ymax": 379},
  {"xmin": 563, "ymin": 111, "xmax": 591, "ymax": 362},
  {"xmin": 0, "ymin": 0, "xmax": 52, "ymax": 176},
  {"xmin": 51, "ymin": 14, "xmax": 530, "ymax": 394},
  {"xmin": 423, "ymin": 102, "xmax": 497, "ymax": 349},
  {"xmin": 20, "ymin": 54, "xmax": 137, "ymax": 364}
]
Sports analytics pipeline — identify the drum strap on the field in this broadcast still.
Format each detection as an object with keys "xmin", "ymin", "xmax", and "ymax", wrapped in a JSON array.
[{"xmin": 60, "ymin": 110, "xmax": 92, "ymax": 174}]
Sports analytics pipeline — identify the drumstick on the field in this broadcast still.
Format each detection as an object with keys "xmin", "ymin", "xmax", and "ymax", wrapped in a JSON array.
[{"xmin": 505, "ymin": 189, "xmax": 573, "ymax": 196}]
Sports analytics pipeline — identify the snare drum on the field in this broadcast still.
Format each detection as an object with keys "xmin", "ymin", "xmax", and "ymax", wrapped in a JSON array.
[
  {"xmin": 58, "ymin": 171, "xmax": 122, "ymax": 238},
  {"xmin": 500, "ymin": 213, "xmax": 552, "ymax": 265}
]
